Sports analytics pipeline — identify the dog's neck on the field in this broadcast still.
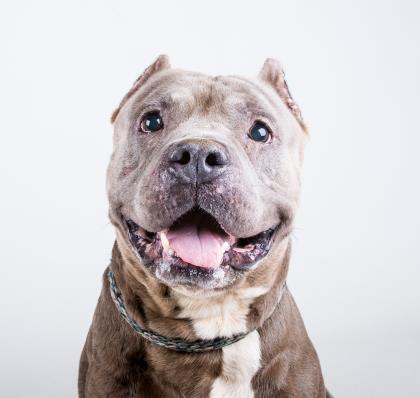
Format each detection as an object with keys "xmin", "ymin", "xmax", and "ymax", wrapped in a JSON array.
[{"xmin": 110, "ymin": 237, "xmax": 290, "ymax": 342}]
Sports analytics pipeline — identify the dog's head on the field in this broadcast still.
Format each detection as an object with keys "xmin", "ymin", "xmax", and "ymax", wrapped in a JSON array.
[{"xmin": 107, "ymin": 55, "xmax": 307, "ymax": 291}]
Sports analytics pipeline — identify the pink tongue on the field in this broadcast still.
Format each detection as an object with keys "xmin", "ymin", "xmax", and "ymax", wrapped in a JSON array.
[{"xmin": 166, "ymin": 214, "xmax": 227, "ymax": 268}]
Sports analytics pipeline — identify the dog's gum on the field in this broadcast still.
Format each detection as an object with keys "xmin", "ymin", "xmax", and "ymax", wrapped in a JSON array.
[{"xmin": 232, "ymin": 244, "xmax": 255, "ymax": 253}]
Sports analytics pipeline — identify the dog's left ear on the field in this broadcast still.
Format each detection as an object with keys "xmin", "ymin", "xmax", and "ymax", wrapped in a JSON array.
[
  {"xmin": 111, "ymin": 54, "xmax": 171, "ymax": 123},
  {"xmin": 259, "ymin": 58, "xmax": 307, "ymax": 132}
]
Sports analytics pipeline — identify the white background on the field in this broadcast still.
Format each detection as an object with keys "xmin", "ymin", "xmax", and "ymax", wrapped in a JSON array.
[{"xmin": 1, "ymin": 1, "xmax": 419, "ymax": 397}]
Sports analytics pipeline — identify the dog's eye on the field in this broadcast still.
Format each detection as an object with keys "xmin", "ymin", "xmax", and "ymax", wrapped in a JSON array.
[
  {"xmin": 139, "ymin": 111, "xmax": 164, "ymax": 133},
  {"xmin": 249, "ymin": 121, "xmax": 271, "ymax": 143}
]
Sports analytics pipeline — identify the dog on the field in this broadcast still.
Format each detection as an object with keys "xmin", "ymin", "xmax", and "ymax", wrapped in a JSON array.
[{"xmin": 78, "ymin": 55, "xmax": 331, "ymax": 397}]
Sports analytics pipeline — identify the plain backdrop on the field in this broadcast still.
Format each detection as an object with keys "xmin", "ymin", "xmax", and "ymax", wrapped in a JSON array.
[{"xmin": 1, "ymin": 0, "xmax": 419, "ymax": 397}]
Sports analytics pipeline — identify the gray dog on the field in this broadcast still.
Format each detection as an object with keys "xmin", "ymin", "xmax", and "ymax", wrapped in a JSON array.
[{"xmin": 79, "ymin": 55, "xmax": 331, "ymax": 397}]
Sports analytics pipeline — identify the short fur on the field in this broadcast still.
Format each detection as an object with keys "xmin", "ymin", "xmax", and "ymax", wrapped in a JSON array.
[{"xmin": 79, "ymin": 55, "xmax": 331, "ymax": 397}]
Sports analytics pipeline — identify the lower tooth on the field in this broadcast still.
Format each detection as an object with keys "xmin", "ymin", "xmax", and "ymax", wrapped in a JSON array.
[{"xmin": 160, "ymin": 232, "xmax": 174, "ymax": 255}]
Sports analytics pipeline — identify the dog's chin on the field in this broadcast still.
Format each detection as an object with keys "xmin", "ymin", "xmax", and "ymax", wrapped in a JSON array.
[{"xmin": 119, "ymin": 207, "xmax": 280, "ymax": 290}]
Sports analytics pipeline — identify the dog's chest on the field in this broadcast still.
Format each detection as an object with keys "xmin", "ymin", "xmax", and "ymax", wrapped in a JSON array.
[
  {"xmin": 209, "ymin": 330, "xmax": 261, "ymax": 398},
  {"xmin": 175, "ymin": 287, "xmax": 267, "ymax": 398}
]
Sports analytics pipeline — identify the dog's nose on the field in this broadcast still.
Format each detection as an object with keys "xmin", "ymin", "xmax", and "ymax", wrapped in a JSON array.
[{"xmin": 168, "ymin": 141, "xmax": 229, "ymax": 183}]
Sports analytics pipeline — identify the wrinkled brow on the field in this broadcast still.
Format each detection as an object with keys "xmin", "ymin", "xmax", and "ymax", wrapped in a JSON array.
[
  {"xmin": 135, "ymin": 88, "xmax": 195, "ymax": 112},
  {"xmin": 226, "ymin": 97, "xmax": 277, "ymax": 123}
]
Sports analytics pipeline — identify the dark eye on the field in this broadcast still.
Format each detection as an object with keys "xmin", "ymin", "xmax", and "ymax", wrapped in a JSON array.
[
  {"xmin": 139, "ymin": 111, "xmax": 164, "ymax": 133},
  {"xmin": 248, "ymin": 121, "xmax": 272, "ymax": 143}
]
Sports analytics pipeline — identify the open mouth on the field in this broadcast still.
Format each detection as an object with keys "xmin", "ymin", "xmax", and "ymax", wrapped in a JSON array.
[{"xmin": 123, "ymin": 208, "xmax": 278, "ymax": 278}]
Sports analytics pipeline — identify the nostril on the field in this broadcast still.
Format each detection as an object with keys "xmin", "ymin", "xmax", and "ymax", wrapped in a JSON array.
[
  {"xmin": 171, "ymin": 149, "xmax": 191, "ymax": 165},
  {"xmin": 205, "ymin": 151, "xmax": 226, "ymax": 167},
  {"xmin": 178, "ymin": 151, "xmax": 190, "ymax": 165}
]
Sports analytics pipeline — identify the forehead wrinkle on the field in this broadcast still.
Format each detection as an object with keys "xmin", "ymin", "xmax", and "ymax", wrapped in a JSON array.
[
  {"xmin": 130, "ymin": 76, "xmax": 196, "ymax": 115},
  {"xmin": 192, "ymin": 77, "xmax": 271, "ymax": 121},
  {"xmin": 227, "ymin": 97, "xmax": 276, "ymax": 122},
  {"xmin": 219, "ymin": 83, "xmax": 278, "ymax": 127},
  {"xmin": 223, "ymin": 76, "xmax": 285, "ymax": 117},
  {"xmin": 190, "ymin": 79, "xmax": 227, "ymax": 117}
]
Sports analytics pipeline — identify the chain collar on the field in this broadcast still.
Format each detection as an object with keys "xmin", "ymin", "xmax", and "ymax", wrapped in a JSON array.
[{"xmin": 107, "ymin": 268, "xmax": 251, "ymax": 352}]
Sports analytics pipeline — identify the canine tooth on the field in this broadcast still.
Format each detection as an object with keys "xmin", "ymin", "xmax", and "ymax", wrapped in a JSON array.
[
  {"xmin": 161, "ymin": 232, "xmax": 169, "ymax": 249},
  {"xmin": 160, "ymin": 232, "xmax": 174, "ymax": 255},
  {"xmin": 222, "ymin": 241, "xmax": 230, "ymax": 253}
]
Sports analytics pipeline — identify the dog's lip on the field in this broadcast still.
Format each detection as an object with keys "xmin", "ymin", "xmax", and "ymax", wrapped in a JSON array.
[{"xmin": 121, "ymin": 209, "xmax": 279, "ymax": 272}]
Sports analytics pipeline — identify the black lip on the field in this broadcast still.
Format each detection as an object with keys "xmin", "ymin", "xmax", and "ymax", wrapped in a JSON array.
[{"xmin": 227, "ymin": 227, "xmax": 278, "ymax": 270}]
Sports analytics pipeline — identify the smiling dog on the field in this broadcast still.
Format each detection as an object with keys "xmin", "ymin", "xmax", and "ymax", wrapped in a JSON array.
[{"xmin": 78, "ymin": 55, "xmax": 331, "ymax": 397}]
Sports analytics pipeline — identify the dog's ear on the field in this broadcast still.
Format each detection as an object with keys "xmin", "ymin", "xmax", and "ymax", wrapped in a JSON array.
[
  {"xmin": 259, "ymin": 58, "xmax": 307, "ymax": 132},
  {"xmin": 111, "ymin": 54, "xmax": 171, "ymax": 123}
]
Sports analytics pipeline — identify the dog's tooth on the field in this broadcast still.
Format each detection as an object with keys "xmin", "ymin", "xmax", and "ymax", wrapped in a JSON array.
[
  {"xmin": 160, "ymin": 232, "xmax": 174, "ymax": 255},
  {"xmin": 222, "ymin": 241, "xmax": 230, "ymax": 253},
  {"xmin": 161, "ymin": 232, "xmax": 169, "ymax": 249}
]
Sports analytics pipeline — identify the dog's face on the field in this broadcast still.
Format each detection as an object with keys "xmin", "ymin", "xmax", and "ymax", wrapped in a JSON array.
[{"xmin": 107, "ymin": 55, "xmax": 307, "ymax": 291}]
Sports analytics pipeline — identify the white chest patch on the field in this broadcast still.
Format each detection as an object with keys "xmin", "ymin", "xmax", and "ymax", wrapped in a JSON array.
[
  {"xmin": 174, "ymin": 286, "xmax": 268, "ymax": 398},
  {"xmin": 210, "ymin": 330, "xmax": 261, "ymax": 398}
]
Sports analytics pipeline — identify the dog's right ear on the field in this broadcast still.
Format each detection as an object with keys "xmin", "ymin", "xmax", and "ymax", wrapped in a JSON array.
[{"xmin": 111, "ymin": 55, "xmax": 171, "ymax": 124}]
